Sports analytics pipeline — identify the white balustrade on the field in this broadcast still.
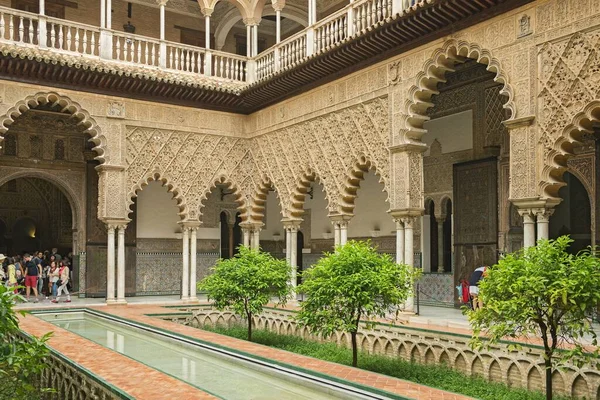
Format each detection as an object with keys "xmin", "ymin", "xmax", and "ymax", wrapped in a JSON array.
[
  {"xmin": 353, "ymin": 0, "xmax": 392, "ymax": 33},
  {"xmin": 211, "ymin": 50, "xmax": 247, "ymax": 82},
  {"xmin": 278, "ymin": 31, "xmax": 306, "ymax": 71},
  {"xmin": 314, "ymin": 10, "xmax": 348, "ymax": 53},
  {"xmin": 113, "ymin": 32, "xmax": 159, "ymax": 66},
  {"xmin": 0, "ymin": 9, "xmax": 38, "ymax": 45},
  {"xmin": 46, "ymin": 17, "xmax": 99, "ymax": 56},
  {"xmin": 166, "ymin": 42, "xmax": 206, "ymax": 74},
  {"xmin": 255, "ymin": 48, "xmax": 275, "ymax": 81}
]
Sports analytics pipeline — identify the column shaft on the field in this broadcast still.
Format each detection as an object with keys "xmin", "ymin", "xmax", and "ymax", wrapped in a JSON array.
[
  {"xmin": 106, "ymin": 0, "xmax": 111, "ymax": 29},
  {"xmin": 253, "ymin": 228, "xmax": 260, "ymax": 250},
  {"xmin": 159, "ymin": 4, "xmax": 165, "ymax": 40},
  {"xmin": 243, "ymin": 228, "xmax": 250, "ymax": 247},
  {"xmin": 290, "ymin": 227, "xmax": 298, "ymax": 287},
  {"xmin": 285, "ymin": 227, "xmax": 292, "ymax": 264},
  {"xmin": 276, "ymin": 10, "xmax": 281, "ymax": 43},
  {"xmin": 100, "ymin": 0, "xmax": 105, "ymax": 28},
  {"xmin": 205, "ymin": 15, "xmax": 210, "ymax": 49},
  {"xmin": 246, "ymin": 25, "xmax": 251, "ymax": 57},
  {"xmin": 339, "ymin": 222, "xmax": 348, "ymax": 246},
  {"xmin": 402, "ymin": 217, "xmax": 415, "ymax": 312},
  {"xmin": 395, "ymin": 220, "xmax": 405, "ymax": 264},
  {"xmin": 228, "ymin": 226, "xmax": 234, "ymax": 258},
  {"xmin": 181, "ymin": 228, "xmax": 189, "ymax": 300},
  {"xmin": 189, "ymin": 228, "xmax": 197, "ymax": 301},
  {"xmin": 106, "ymin": 226, "xmax": 115, "ymax": 303},
  {"xmin": 116, "ymin": 225, "xmax": 126, "ymax": 303},
  {"xmin": 523, "ymin": 212, "xmax": 536, "ymax": 248},
  {"xmin": 437, "ymin": 220, "xmax": 445, "ymax": 272},
  {"xmin": 536, "ymin": 209, "xmax": 553, "ymax": 241},
  {"xmin": 252, "ymin": 25, "xmax": 258, "ymax": 57},
  {"xmin": 39, "ymin": 0, "xmax": 45, "ymax": 15},
  {"xmin": 333, "ymin": 223, "xmax": 340, "ymax": 247}
]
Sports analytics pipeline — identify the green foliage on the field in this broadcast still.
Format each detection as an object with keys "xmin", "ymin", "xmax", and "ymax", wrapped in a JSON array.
[
  {"xmin": 0, "ymin": 285, "xmax": 53, "ymax": 400},
  {"xmin": 468, "ymin": 236, "xmax": 600, "ymax": 399},
  {"xmin": 198, "ymin": 246, "xmax": 291, "ymax": 340},
  {"xmin": 296, "ymin": 240, "xmax": 417, "ymax": 366},
  {"xmin": 203, "ymin": 324, "xmax": 566, "ymax": 400}
]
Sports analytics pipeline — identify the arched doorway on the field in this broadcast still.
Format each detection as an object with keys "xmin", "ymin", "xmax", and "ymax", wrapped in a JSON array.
[
  {"xmin": 0, "ymin": 177, "xmax": 74, "ymax": 256},
  {"xmin": 550, "ymin": 172, "xmax": 592, "ymax": 254}
]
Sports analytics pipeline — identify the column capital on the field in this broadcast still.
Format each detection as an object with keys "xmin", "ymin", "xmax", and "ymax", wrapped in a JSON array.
[
  {"xmin": 271, "ymin": 0, "xmax": 285, "ymax": 12},
  {"xmin": 282, "ymin": 218, "xmax": 302, "ymax": 230},
  {"xmin": 389, "ymin": 208, "xmax": 423, "ymax": 219},
  {"xmin": 155, "ymin": 0, "xmax": 168, "ymax": 6},
  {"xmin": 200, "ymin": 6, "xmax": 214, "ymax": 17},
  {"xmin": 435, "ymin": 214, "xmax": 447, "ymax": 223},
  {"xmin": 104, "ymin": 219, "xmax": 129, "ymax": 231},
  {"xmin": 534, "ymin": 208, "xmax": 555, "ymax": 223},
  {"xmin": 328, "ymin": 213, "xmax": 352, "ymax": 223},
  {"xmin": 243, "ymin": 17, "xmax": 261, "ymax": 26},
  {"xmin": 401, "ymin": 216, "xmax": 416, "ymax": 228},
  {"xmin": 180, "ymin": 221, "xmax": 202, "ymax": 229}
]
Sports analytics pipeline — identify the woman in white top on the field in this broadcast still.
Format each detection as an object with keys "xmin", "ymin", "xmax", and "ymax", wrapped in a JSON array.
[{"xmin": 52, "ymin": 261, "xmax": 71, "ymax": 303}]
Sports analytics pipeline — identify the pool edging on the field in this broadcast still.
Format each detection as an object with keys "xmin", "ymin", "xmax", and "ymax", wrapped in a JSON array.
[{"xmin": 85, "ymin": 308, "xmax": 415, "ymax": 400}]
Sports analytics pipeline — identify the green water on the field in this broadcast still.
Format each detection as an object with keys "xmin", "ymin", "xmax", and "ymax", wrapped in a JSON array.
[{"xmin": 40, "ymin": 312, "xmax": 382, "ymax": 400}]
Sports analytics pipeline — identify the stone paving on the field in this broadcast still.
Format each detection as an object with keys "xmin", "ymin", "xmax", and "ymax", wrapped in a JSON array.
[{"xmin": 18, "ymin": 300, "xmax": 475, "ymax": 400}]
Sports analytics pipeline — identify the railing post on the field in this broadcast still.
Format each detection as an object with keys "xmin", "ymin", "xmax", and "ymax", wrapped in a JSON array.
[
  {"xmin": 159, "ymin": 39, "xmax": 166, "ymax": 68},
  {"xmin": 99, "ymin": 28, "xmax": 113, "ymax": 60},
  {"xmin": 347, "ymin": 5, "xmax": 354, "ymax": 37},
  {"xmin": 392, "ymin": 0, "xmax": 404, "ymax": 15},
  {"xmin": 205, "ymin": 50, "xmax": 212, "ymax": 76},
  {"xmin": 306, "ymin": 28, "xmax": 314, "ymax": 57},
  {"xmin": 274, "ymin": 46, "xmax": 280, "ymax": 72},
  {"xmin": 246, "ymin": 59, "xmax": 256, "ymax": 83},
  {"xmin": 38, "ymin": 15, "xmax": 47, "ymax": 48}
]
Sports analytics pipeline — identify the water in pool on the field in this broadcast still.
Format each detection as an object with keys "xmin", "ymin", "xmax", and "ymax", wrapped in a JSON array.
[{"xmin": 40, "ymin": 312, "xmax": 382, "ymax": 400}]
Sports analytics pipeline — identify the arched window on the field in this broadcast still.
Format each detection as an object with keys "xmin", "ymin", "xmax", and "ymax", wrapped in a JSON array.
[{"xmin": 3, "ymin": 134, "xmax": 16, "ymax": 156}]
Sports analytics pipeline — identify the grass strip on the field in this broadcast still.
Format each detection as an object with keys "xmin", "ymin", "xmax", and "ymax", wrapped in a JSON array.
[{"xmin": 202, "ymin": 325, "xmax": 569, "ymax": 400}]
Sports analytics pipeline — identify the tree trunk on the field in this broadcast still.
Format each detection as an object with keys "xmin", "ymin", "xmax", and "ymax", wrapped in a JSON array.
[
  {"xmin": 545, "ymin": 359, "xmax": 553, "ymax": 400},
  {"xmin": 350, "ymin": 331, "xmax": 358, "ymax": 367},
  {"xmin": 247, "ymin": 313, "xmax": 252, "ymax": 341}
]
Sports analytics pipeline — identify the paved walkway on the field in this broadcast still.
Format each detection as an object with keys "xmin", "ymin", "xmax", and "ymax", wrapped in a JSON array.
[{"xmin": 18, "ymin": 299, "xmax": 474, "ymax": 400}]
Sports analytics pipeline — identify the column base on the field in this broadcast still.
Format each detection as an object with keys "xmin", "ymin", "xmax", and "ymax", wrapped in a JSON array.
[
  {"xmin": 184, "ymin": 297, "xmax": 199, "ymax": 304},
  {"xmin": 115, "ymin": 299, "xmax": 128, "ymax": 305},
  {"xmin": 105, "ymin": 298, "xmax": 118, "ymax": 305},
  {"xmin": 180, "ymin": 296, "xmax": 190, "ymax": 302}
]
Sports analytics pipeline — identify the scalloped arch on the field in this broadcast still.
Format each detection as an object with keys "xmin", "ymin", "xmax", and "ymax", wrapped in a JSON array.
[
  {"xmin": 0, "ymin": 91, "xmax": 108, "ymax": 164},
  {"xmin": 198, "ymin": 175, "xmax": 246, "ymax": 222},
  {"xmin": 127, "ymin": 171, "xmax": 187, "ymax": 219},
  {"xmin": 402, "ymin": 39, "xmax": 516, "ymax": 145},
  {"xmin": 541, "ymin": 101, "xmax": 600, "ymax": 198},
  {"xmin": 243, "ymin": 174, "xmax": 289, "ymax": 224},
  {"xmin": 289, "ymin": 167, "xmax": 333, "ymax": 219},
  {"xmin": 340, "ymin": 154, "xmax": 390, "ymax": 216}
]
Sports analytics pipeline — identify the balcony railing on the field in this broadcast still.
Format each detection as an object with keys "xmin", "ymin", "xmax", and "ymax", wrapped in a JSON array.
[{"xmin": 0, "ymin": 0, "xmax": 422, "ymax": 85}]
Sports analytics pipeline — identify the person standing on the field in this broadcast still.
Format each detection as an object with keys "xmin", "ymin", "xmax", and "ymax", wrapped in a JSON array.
[
  {"xmin": 468, "ymin": 266, "xmax": 487, "ymax": 310},
  {"xmin": 48, "ymin": 261, "xmax": 59, "ymax": 297},
  {"xmin": 6, "ymin": 257, "xmax": 17, "ymax": 294},
  {"xmin": 23, "ymin": 254, "xmax": 40, "ymax": 302},
  {"xmin": 34, "ymin": 251, "xmax": 45, "ymax": 297},
  {"xmin": 52, "ymin": 261, "xmax": 71, "ymax": 303}
]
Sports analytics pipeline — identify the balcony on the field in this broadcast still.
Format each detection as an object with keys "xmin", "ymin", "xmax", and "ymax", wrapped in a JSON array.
[{"xmin": 0, "ymin": 0, "xmax": 529, "ymax": 113}]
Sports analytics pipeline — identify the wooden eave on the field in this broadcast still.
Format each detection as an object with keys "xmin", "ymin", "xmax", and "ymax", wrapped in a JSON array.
[{"xmin": 0, "ymin": 0, "xmax": 532, "ymax": 114}]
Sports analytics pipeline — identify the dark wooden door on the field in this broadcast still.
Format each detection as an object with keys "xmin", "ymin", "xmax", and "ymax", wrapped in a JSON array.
[{"xmin": 453, "ymin": 158, "xmax": 498, "ymax": 303}]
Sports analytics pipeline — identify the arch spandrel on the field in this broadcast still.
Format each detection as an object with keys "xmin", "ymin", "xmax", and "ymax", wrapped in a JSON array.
[
  {"xmin": 126, "ymin": 171, "xmax": 188, "ymax": 220},
  {"xmin": 538, "ymin": 29, "xmax": 600, "ymax": 199},
  {"xmin": 196, "ymin": 174, "xmax": 246, "ymax": 223}
]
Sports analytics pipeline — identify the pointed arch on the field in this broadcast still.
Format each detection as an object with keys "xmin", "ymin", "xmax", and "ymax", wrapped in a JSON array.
[
  {"xmin": 541, "ymin": 101, "xmax": 600, "ymax": 198},
  {"xmin": 127, "ymin": 171, "xmax": 187, "ymax": 219},
  {"xmin": 0, "ymin": 91, "xmax": 109, "ymax": 164},
  {"xmin": 402, "ymin": 39, "xmax": 516, "ymax": 146}
]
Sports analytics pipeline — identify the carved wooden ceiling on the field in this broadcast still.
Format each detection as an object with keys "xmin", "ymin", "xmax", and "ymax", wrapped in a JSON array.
[{"xmin": 0, "ymin": 0, "xmax": 532, "ymax": 114}]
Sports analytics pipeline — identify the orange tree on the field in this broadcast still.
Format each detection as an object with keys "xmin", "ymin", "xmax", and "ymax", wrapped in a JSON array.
[{"xmin": 468, "ymin": 236, "xmax": 600, "ymax": 400}]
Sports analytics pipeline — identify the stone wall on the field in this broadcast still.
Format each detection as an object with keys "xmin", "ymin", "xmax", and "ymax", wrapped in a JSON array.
[{"xmin": 176, "ymin": 306, "xmax": 600, "ymax": 399}]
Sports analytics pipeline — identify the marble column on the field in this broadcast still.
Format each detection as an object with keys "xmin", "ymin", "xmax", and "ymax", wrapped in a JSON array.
[
  {"xmin": 252, "ymin": 227, "xmax": 261, "ymax": 250},
  {"xmin": 339, "ymin": 221, "xmax": 348, "ymax": 246},
  {"xmin": 290, "ymin": 225, "xmax": 298, "ymax": 291},
  {"xmin": 436, "ymin": 217, "xmax": 445, "ymax": 273},
  {"xmin": 242, "ymin": 226, "xmax": 250, "ymax": 248},
  {"xmin": 520, "ymin": 210, "xmax": 536, "ymax": 248},
  {"xmin": 535, "ymin": 209, "xmax": 554, "ymax": 241},
  {"xmin": 403, "ymin": 217, "xmax": 414, "ymax": 268},
  {"xmin": 181, "ymin": 227, "xmax": 190, "ymax": 300},
  {"xmin": 100, "ymin": 0, "xmax": 105, "ymax": 28},
  {"xmin": 275, "ymin": 9, "xmax": 281, "ymax": 43},
  {"xmin": 285, "ymin": 226, "xmax": 292, "ymax": 264},
  {"xmin": 245, "ymin": 24, "xmax": 252, "ymax": 57},
  {"xmin": 252, "ymin": 25, "xmax": 258, "ymax": 57},
  {"xmin": 402, "ymin": 217, "xmax": 415, "ymax": 312},
  {"xmin": 395, "ymin": 219, "xmax": 405, "ymax": 264},
  {"xmin": 189, "ymin": 227, "xmax": 198, "ymax": 301},
  {"xmin": 106, "ymin": 0, "xmax": 111, "ymax": 29},
  {"xmin": 205, "ymin": 15, "xmax": 211, "ymax": 49},
  {"xmin": 333, "ymin": 222, "xmax": 341, "ymax": 248},
  {"xmin": 116, "ymin": 224, "xmax": 127, "ymax": 304},
  {"xmin": 159, "ymin": 1, "xmax": 165, "ymax": 40},
  {"xmin": 106, "ymin": 224, "xmax": 116, "ymax": 304}
]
